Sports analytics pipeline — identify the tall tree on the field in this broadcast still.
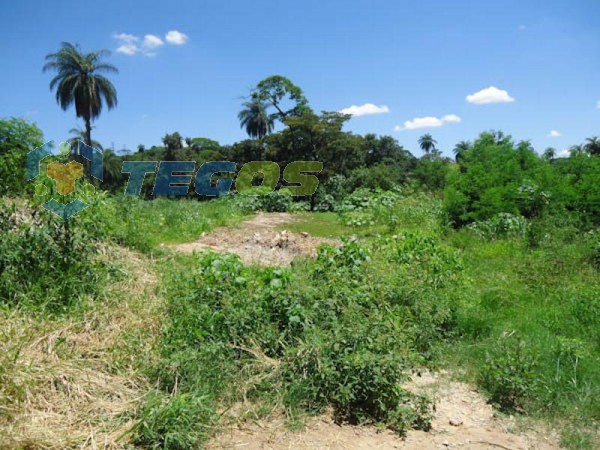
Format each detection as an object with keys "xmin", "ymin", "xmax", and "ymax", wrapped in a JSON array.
[
  {"xmin": 251, "ymin": 75, "xmax": 309, "ymax": 124},
  {"xmin": 162, "ymin": 132, "xmax": 183, "ymax": 161},
  {"xmin": 44, "ymin": 42, "xmax": 118, "ymax": 146},
  {"xmin": 584, "ymin": 136, "xmax": 600, "ymax": 156},
  {"xmin": 453, "ymin": 140, "xmax": 471, "ymax": 162},
  {"xmin": 418, "ymin": 134, "xmax": 437, "ymax": 155},
  {"xmin": 238, "ymin": 100, "xmax": 274, "ymax": 139},
  {"xmin": 542, "ymin": 147, "xmax": 557, "ymax": 162}
]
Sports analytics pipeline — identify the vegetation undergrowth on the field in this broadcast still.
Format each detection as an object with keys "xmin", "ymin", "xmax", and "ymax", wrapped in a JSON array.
[
  {"xmin": 445, "ymin": 225, "xmax": 600, "ymax": 448},
  {"xmin": 130, "ymin": 190, "xmax": 466, "ymax": 448}
]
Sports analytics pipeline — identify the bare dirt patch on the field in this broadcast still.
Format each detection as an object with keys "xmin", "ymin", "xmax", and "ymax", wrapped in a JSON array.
[
  {"xmin": 207, "ymin": 371, "xmax": 561, "ymax": 450},
  {"xmin": 170, "ymin": 212, "xmax": 339, "ymax": 266}
]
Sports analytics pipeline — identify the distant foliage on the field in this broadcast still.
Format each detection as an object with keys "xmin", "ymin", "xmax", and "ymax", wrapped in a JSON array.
[
  {"xmin": 0, "ymin": 118, "xmax": 44, "ymax": 196},
  {"xmin": 336, "ymin": 188, "xmax": 443, "ymax": 232},
  {"xmin": 231, "ymin": 189, "xmax": 308, "ymax": 213},
  {"xmin": 444, "ymin": 132, "xmax": 553, "ymax": 226}
]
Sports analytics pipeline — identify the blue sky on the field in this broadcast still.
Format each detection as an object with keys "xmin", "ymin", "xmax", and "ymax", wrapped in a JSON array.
[{"xmin": 1, "ymin": 0, "xmax": 599, "ymax": 157}]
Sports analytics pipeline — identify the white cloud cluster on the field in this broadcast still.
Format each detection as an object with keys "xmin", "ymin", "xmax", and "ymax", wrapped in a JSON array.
[
  {"xmin": 114, "ymin": 30, "xmax": 188, "ymax": 56},
  {"xmin": 547, "ymin": 129, "xmax": 561, "ymax": 138},
  {"xmin": 339, "ymin": 103, "xmax": 390, "ymax": 117},
  {"xmin": 165, "ymin": 30, "xmax": 189, "ymax": 45},
  {"xmin": 394, "ymin": 114, "xmax": 461, "ymax": 131},
  {"xmin": 113, "ymin": 33, "xmax": 139, "ymax": 55},
  {"xmin": 466, "ymin": 86, "xmax": 515, "ymax": 104},
  {"xmin": 341, "ymin": 85, "xmax": 518, "ymax": 133}
]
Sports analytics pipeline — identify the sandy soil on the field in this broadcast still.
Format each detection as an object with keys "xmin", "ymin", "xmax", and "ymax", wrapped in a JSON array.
[
  {"xmin": 208, "ymin": 371, "xmax": 560, "ymax": 450},
  {"xmin": 169, "ymin": 212, "xmax": 339, "ymax": 266}
]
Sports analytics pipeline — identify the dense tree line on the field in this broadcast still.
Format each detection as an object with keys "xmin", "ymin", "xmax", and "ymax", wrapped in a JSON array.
[{"xmin": 2, "ymin": 41, "xmax": 599, "ymax": 227}]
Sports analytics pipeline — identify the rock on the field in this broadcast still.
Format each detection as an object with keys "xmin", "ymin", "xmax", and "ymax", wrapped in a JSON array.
[
  {"xmin": 301, "ymin": 232, "xmax": 309, "ymax": 237},
  {"xmin": 449, "ymin": 417, "xmax": 463, "ymax": 427}
]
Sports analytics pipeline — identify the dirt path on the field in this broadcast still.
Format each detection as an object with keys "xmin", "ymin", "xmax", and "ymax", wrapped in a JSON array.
[
  {"xmin": 208, "ymin": 371, "xmax": 560, "ymax": 449},
  {"xmin": 170, "ymin": 212, "xmax": 339, "ymax": 266}
]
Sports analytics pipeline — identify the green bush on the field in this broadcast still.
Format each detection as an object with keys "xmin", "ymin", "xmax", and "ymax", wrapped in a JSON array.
[
  {"xmin": 336, "ymin": 188, "xmax": 443, "ymax": 233},
  {"xmin": 479, "ymin": 334, "xmax": 538, "ymax": 411},
  {"xmin": 444, "ymin": 132, "xmax": 554, "ymax": 226},
  {"xmin": 467, "ymin": 213, "xmax": 528, "ymax": 241},
  {"xmin": 232, "ymin": 189, "xmax": 308, "ymax": 213},
  {"xmin": 0, "ymin": 117, "xmax": 44, "ymax": 197},
  {"xmin": 142, "ymin": 229, "xmax": 466, "ymax": 445},
  {"xmin": 0, "ymin": 201, "xmax": 110, "ymax": 311}
]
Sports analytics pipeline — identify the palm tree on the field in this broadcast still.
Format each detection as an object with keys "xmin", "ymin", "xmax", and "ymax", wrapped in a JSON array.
[
  {"xmin": 584, "ymin": 136, "xmax": 600, "ymax": 156},
  {"xmin": 569, "ymin": 144, "xmax": 586, "ymax": 157},
  {"xmin": 102, "ymin": 149, "xmax": 123, "ymax": 187},
  {"xmin": 68, "ymin": 126, "xmax": 103, "ymax": 153},
  {"xmin": 44, "ymin": 42, "xmax": 118, "ymax": 146},
  {"xmin": 542, "ymin": 147, "xmax": 556, "ymax": 162},
  {"xmin": 418, "ymin": 134, "xmax": 437, "ymax": 155},
  {"xmin": 453, "ymin": 140, "xmax": 471, "ymax": 162},
  {"xmin": 238, "ymin": 100, "xmax": 274, "ymax": 139}
]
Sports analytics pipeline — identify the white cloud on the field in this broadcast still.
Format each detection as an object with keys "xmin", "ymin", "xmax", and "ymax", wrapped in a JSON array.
[
  {"xmin": 466, "ymin": 86, "xmax": 515, "ymax": 104},
  {"xmin": 441, "ymin": 114, "xmax": 461, "ymax": 123},
  {"xmin": 339, "ymin": 103, "xmax": 390, "ymax": 117},
  {"xmin": 165, "ymin": 30, "xmax": 189, "ymax": 45},
  {"xmin": 116, "ymin": 44, "xmax": 138, "ymax": 55},
  {"xmin": 113, "ymin": 33, "xmax": 139, "ymax": 55},
  {"xmin": 143, "ymin": 34, "xmax": 163, "ymax": 49},
  {"xmin": 518, "ymin": 25, "xmax": 527, "ymax": 31},
  {"xmin": 394, "ymin": 114, "xmax": 461, "ymax": 131},
  {"xmin": 558, "ymin": 149, "xmax": 571, "ymax": 158},
  {"xmin": 114, "ymin": 31, "xmax": 180, "ymax": 56},
  {"xmin": 597, "ymin": 100, "xmax": 600, "ymax": 109},
  {"xmin": 547, "ymin": 129, "xmax": 561, "ymax": 138},
  {"xmin": 113, "ymin": 33, "xmax": 138, "ymax": 44}
]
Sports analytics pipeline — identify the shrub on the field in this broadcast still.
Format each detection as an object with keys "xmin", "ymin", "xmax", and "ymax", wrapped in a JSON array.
[
  {"xmin": 479, "ymin": 333, "xmax": 538, "ymax": 412},
  {"xmin": 0, "ymin": 117, "xmax": 44, "ymax": 197},
  {"xmin": 0, "ymin": 201, "xmax": 110, "ymax": 311},
  {"xmin": 467, "ymin": 213, "xmax": 528, "ymax": 241},
  {"xmin": 336, "ymin": 188, "xmax": 443, "ymax": 233},
  {"xmin": 232, "ymin": 189, "xmax": 308, "ymax": 212},
  {"xmin": 144, "ymin": 230, "xmax": 465, "ymax": 444}
]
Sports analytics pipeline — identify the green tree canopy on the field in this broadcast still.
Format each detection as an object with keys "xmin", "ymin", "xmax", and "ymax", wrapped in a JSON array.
[{"xmin": 44, "ymin": 42, "xmax": 118, "ymax": 146}]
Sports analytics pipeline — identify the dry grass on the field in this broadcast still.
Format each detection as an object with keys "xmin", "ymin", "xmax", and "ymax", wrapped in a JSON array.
[{"xmin": 0, "ymin": 247, "xmax": 162, "ymax": 449}]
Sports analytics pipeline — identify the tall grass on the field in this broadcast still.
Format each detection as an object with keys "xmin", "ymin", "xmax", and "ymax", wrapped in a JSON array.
[{"xmin": 446, "ymin": 230, "xmax": 600, "ymax": 447}]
